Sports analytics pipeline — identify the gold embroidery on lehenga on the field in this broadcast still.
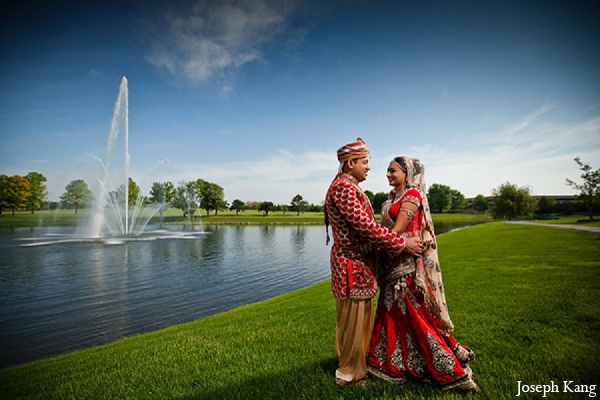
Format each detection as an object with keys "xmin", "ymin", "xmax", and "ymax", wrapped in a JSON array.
[
  {"xmin": 406, "ymin": 287, "xmax": 421, "ymax": 310},
  {"xmin": 427, "ymin": 332, "xmax": 456, "ymax": 375},
  {"xmin": 374, "ymin": 329, "xmax": 387, "ymax": 366},
  {"xmin": 390, "ymin": 336, "xmax": 405, "ymax": 371},
  {"xmin": 397, "ymin": 292, "xmax": 407, "ymax": 315},
  {"xmin": 406, "ymin": 334, "xmax": 426, "ymax": 374},
  {"xmin": 384, "ymin": 284, "xmax": 394, "ymax": 311},
  {"xmin": 383, "ymin": 256, "xmax": 416, "ymax": 284}
]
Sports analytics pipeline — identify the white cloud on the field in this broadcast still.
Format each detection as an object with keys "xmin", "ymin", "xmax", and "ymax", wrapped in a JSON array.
[
  {"xmin": 145, "ymin": 0, "xmax": 300, "ymax": 84},
  {"xmin": 395, "ymin": 107, "xmax": 600, "ymax": 198}
]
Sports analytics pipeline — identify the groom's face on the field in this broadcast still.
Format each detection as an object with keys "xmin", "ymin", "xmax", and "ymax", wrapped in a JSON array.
[{"xmin": 348, "ymin": 157, "xmax": 370, "ymax": 182}]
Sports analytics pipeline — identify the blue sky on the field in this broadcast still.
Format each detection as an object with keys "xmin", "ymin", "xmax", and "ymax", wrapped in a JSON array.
[{"xmin": 1, "ymin": 0, "xmax": 598, "ymax": 205}]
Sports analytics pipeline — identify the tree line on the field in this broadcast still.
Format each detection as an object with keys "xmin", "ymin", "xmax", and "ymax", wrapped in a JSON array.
[
  {"xmin": 0, "ymin": 173, "xmax": 48, "ymax": 216},
  {"xmin": 147, "ymin": 182, "xmax": 323, "ymax": 218},
  {"xmin": 365, "ymin": 184, "xmax": 480, "ymax": 215},
  {"xmin": 485, "ymin": 157, "xmax": 599, "ymax": 220},
  {"xmin": 365, "ymin": 156, "xmax": 599, "ymax": 220},
  {"xmin": 1, "ymin": 157, "xmax": 598, "ymax": 220},
  {"xmin": 0, "ymin": 173, "xmax": 322, "ymax": 218}
]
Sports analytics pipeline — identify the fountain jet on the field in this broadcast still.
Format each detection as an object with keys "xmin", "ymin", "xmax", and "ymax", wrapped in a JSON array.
[{"xmin": 82, "ymin": 77, "xmax": 156, "ymax": 237}]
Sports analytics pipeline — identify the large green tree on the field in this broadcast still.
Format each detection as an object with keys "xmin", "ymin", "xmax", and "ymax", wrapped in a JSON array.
[
  {"xmin": 491, "ymin": 182, "xmax": 537, "ymax": 220},
  {"xmin": 566, "ymin": 157, "xmax": 600, "ymax": 220},
  {"xmin": 149, "ymin": 182, "xmax": 175, "ymax": 203},
  {"xmin": 197, "ymin": 179, "xmax": 226, "ymax": 216},
  {"xmin": 112, "ymin": 177, "xmax": 141, "ymax": 207},
  {"xmin": 3, "ymin": 175, "xmax": 31, "ymax": 216},
  {"xmin": 290, "ymin": 194, "xmax": 308, "ymax": 216},
  {"xmin": 0, "ymin": 174, "xmax": 9, "ymax": 215},
  {"xmin": 212, "ymin": 197, "xmax": 229, "ymax": 216},
  {"xmin": 25, "ymin": 172, "xmax": 47, "ymax": 214},
  {"xmin": 536, "ymin": 196, "xmax": 555, "ymax": 215},
  {"xmin": 149, "ymin": 181, "xmax": 175, "ymax": 219},
  {"xmin": 128, "ymin": 178, "xmax": 141, "ymax": 206},
  {"xmin": 449, "ymin": 189, "xmax": 466, "ymax": 213},
  {"xmin": 60, "ymin": 179, "xmax": 94, "ymax": 214},
  {"xmin": 427, "ymin": 183, "xmax": 452, "ymax": 213},
  {"xmin": 229, "ymin": 199, "xmax": 246, "ymax": 215},
  {"xmin": 472, "ymin": 194, "xmax": 489, "ymax": 213},
  {"xmin": 373, "ymin": 192, "xmax": 388, "ymax": 214},
  {"xmin": 172, "ymin": 181, "xmax": 200, "ymax": 219},
  {"xmin": 259, "ymin": 201, "xmax": 275, "ymax": 216}
]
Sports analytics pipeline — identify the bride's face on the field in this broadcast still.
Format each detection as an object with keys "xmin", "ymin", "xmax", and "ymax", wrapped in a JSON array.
[{"xmin": 386, "ymin": 161, "xmax": 405, "ymax": 189}]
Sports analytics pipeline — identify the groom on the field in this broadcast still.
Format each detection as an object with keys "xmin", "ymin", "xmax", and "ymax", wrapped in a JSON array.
[{"xmin": 324, "ymin": 137, "xmax": 422, "ymax": 385}]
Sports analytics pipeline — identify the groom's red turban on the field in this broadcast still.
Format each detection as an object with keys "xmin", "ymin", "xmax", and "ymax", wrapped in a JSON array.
[{"xmin": 336, "ymin": 137, "xmax": 370, "ymax": 162}]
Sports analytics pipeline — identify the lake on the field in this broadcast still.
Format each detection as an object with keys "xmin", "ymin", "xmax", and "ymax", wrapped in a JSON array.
[{"xmin": 0, "ymin": 224, "xmax": 331, "ymax": 369}]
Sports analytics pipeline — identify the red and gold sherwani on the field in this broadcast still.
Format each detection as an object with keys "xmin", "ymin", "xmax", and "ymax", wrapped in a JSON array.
[{"xmin": 325, "ymin": 173, "xmax": 407, "ymax": 384}]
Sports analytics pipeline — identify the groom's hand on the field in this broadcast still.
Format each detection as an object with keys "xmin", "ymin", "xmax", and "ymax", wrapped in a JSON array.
[{"xmin": 405, "ymin": 237, "xmax": 423, "ymax": 256}]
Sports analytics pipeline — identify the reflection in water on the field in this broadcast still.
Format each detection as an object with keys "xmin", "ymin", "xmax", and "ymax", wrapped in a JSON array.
[
  {"xmin": 0, "ymin": 225, "xmax": 330, "ymax": 369},
  {"xmin": 291, "ymin": 226, "xmax": 307, "ymax": 254}
]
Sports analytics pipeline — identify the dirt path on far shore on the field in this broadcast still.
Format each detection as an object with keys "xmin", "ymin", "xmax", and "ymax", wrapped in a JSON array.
[{"xmin": 506, "ymin": 220, "xmax": 600, "ymax": 233}]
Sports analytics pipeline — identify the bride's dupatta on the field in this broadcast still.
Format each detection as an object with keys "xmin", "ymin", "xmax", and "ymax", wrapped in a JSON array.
[{"xmin": 415, "ymin": 202, "xmax": 454, "ymax": 332}]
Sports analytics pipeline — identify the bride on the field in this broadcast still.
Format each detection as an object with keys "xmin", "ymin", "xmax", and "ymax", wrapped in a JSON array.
[{"xmin": 367, "ymin": 156, "xmax": 478, "ymax": 392}]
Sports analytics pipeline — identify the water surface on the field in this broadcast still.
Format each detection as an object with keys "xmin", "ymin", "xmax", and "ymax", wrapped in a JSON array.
[{"xmin": 0, "ymin": 225, "xmax": 330, "ymax": 368}]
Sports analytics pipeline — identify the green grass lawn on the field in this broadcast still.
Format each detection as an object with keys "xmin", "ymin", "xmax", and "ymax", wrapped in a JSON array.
[
  {"xmin": 200, "ymin": 210, "xmax": 326, "ymax": 224},
  {"xmin": 0, "ymin": 209, "xmax": 84, "ymax": 228},
  {"xmin": 1, "ymin": 222, "xmax": 598, "ymax": 399}
]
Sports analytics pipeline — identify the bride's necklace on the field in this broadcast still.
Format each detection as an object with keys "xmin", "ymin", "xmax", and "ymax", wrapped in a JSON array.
[{"xmin": 393, "ymin": 186, "xmax": 408, "ymax": 202}]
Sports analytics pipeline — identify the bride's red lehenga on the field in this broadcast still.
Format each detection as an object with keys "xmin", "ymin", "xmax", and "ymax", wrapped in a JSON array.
[{"xmin": 367, "ymin": 187, "xmax": 478, "ymax": 392}]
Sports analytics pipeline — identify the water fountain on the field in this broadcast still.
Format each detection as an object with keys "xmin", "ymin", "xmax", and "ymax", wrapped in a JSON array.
[
  {"xmin": 84, "ymin": 76, "xmax": 135, "ymax": 237},
  {"xmin": 23, "ymin": 77, "xmax": 206, "ymax": 246}
]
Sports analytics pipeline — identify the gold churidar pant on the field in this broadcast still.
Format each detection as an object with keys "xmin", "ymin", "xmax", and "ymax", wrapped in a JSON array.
[{"xmin": 335, "ymin": 297, "xmax": 373, "ymax": 383}]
